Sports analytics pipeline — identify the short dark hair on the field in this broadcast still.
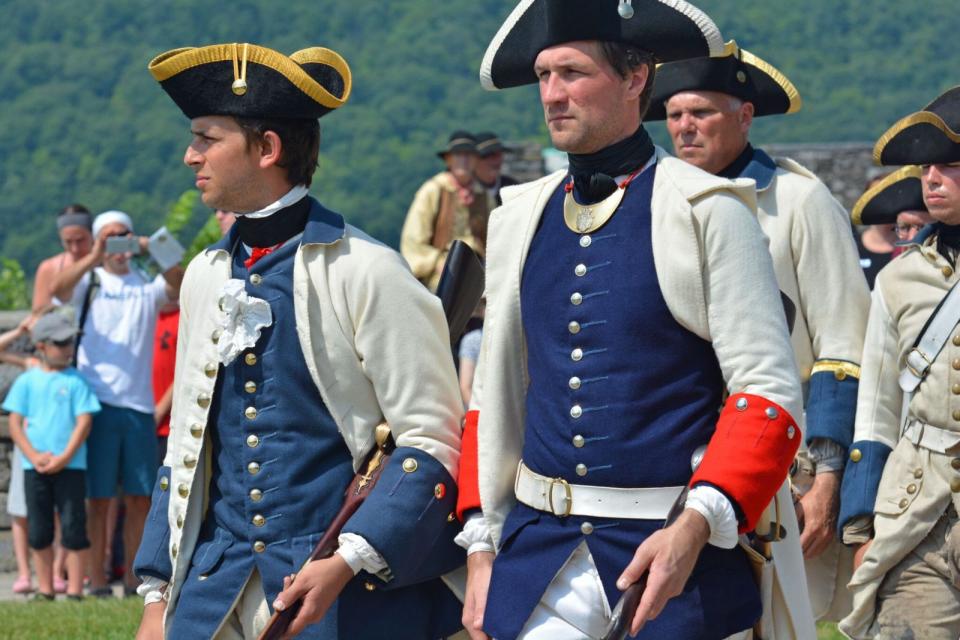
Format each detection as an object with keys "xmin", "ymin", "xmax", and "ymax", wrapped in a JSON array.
[
  {"xmin": 598, "ymin": 42, "xmax": 657, "ymax": 120},
  {"xmin": 58, "ymin": 204, "xmax": 90, "ymax": 217},
  {"xmin": 235, "ymin": 117, "xmax": 321, "ymax": 187}
]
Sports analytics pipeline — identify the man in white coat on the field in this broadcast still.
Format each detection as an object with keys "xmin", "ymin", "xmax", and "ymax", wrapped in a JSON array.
[{"xmin": 454, "ymin": 1, "xmax": 815, "ymax": 639}]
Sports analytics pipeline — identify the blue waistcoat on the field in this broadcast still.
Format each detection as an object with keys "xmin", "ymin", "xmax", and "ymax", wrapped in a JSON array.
[
  {"xmin": 484, "ymin": 168, "xmax": 761, "ymax": 640},
  {"xmin": 155, "ymin": 204, "xmax": 463, "ymax": 640}
]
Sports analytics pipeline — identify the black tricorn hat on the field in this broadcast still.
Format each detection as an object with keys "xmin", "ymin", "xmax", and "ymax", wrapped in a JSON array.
[
  {"xmin": 475, "ymin": 132, "xmax": 510, "ymax": 157},
  {"xmin": 479, "ymin": 0, "xmax": 725, "ymax": 91},
  {"xmin": 851, "ymin": 166, "xmax": 925, "ymax": 226},
  {"xmin": 149, "ymin": 43, "xmax": 351, "ymax": 120},
  {"xmin": 437, "ymin": 131, "xmax": 478, "ymax": 158},
  {"xmin": 646, "ymin": 40, "xmax": 801, "ymax": 121},
  {"xmin": 874, "ymin": 87, "xmax": 960, "ymax": 166}
]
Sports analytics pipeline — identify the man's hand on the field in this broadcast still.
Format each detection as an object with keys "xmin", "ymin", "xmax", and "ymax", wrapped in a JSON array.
[
  {"xmin": 135, "ymin": 601, "xmax": 166, "ymax": 640},
  {"xmin": 463, "ymin": 551, "xmax": 494, "ymax": 640},
  {"xmin": 617, "ymin": 509, "xmax": 710, "ymax": 636},
  {"xmin": 853, "ymin": 539, "xmax": 873, "ymax": 572},
  {"xmin": 798, "ymin": 471, "xmax": 840, "ymax": 559},
  {"xmin": 272, "ymin": 554, "xmax": 354, "ymax": 638}
]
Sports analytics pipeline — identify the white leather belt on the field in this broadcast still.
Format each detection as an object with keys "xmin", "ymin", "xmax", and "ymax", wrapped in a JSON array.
[
  {"xmin": 514, "ymin": 461, "xmax": 685, "ymax": 520},
  {"xmin": 903, "ymin": 419, "xmax": 960, "ymax": 454}
]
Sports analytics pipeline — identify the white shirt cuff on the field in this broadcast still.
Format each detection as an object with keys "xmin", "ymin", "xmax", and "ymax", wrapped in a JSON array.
[
  {"xmin": 336, "ymin": 533, "xmax": 390, "ymax": 579},
  {"xmin": 137, "ymin": 576, "xmax": 168, "ymax": 606},
  {"xmin": 454, "ymin": 511, "xmax": 495, "ymax": 555},
  {"xmin": 686, "ymin": 485, "xmax": 739, "ymax": 549}
]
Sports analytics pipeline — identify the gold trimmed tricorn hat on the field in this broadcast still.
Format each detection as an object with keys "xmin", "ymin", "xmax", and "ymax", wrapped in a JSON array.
[
  {"xmin": 148, "ymin": 43, "xmax": 351, "ymax": 120},
  {"xmin": 874, "ymin": 87, "xmax": 960, "ymax": 166},
  {"xmin": 479, "ymin": 0, "xmax": 725, "ymax": 91},
  {"xmin": 851, "ymin": 166, "xmax": 925, "ymax": 226},
  {"xmin": 646, "ymin": 40, "xmax": 801, "ymax": 121}
]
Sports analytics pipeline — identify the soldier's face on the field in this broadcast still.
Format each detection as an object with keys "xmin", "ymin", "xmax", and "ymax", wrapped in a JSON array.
[
  {"xmin": 184, "ymin": 116, "xmax": 263, "ymax": 212},
  {"xmin": 535, "ymin": 42, "xmax": 648, "ymax": 154},
  {"xmin": 665, "ymin": 91, "xmax": 753, "ymax": 175},
  {"xmin": 922, "ymin": 163, "xmax": 960, "ymax": 225}
]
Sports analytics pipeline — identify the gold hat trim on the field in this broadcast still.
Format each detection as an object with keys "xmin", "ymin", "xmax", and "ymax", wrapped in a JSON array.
[
  {"xmin": 873, "ymin": 110, "xmax": 960, "ymax": 165},
  {"xmin": 723, "ymin": 40, "xmax": 802, "ymax": 115},
  {"xmin": 851, "ymin": 165, "xmax": 922, "ymax": 226},
  {"xmin": 148, "ymin": 43, "xmax": 352, "ymax": 110}
]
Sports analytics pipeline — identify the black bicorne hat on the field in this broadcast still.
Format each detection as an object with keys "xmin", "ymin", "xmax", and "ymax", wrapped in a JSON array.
[
  {"xmin": 480, "ymin": 0, "xmax": 725, "ymax": 91},
  {"xmin": 149, "ymin": 43, "xmax": 352, "ymax": 120},
  {"xmin": 475, "ymin": 132, "xmax": 510, "ymax": 157},
  {"xmin": 874, "ymin": 87, "xmax": 960, "ymax": 166},
  {"xmin": 646, "ymin": 40, "xmax": 801, "ymax": 121},
  {"xmin": 851, "ymin": 166, "xmax": 925, "ymax": 226},
  {"xmin": 437, "ymin": 131, "xmax": 478, "ymax": 158}
]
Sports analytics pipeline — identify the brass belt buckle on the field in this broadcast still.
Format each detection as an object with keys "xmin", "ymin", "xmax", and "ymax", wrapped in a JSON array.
[
  {"xmin": 906, "ymin": 349, "xmax": 932, "ymax": 379},
  {"xmin": 548, "ymin": 477, "xmax": 573, "ymax": 517}
]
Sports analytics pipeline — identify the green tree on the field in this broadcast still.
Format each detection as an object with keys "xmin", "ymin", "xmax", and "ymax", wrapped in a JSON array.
[{"xmin": 0, "ymin": 259, "xmax": 30, "ymax": 310}]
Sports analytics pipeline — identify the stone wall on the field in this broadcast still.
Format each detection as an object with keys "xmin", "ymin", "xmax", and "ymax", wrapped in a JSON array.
[
  {"xmin": 0, "ymin": 311, "xmax": 29, "ymax": 533},
  {"xmin": 504, "ymin": 140, "xmax": 880, "ymax": 213}
]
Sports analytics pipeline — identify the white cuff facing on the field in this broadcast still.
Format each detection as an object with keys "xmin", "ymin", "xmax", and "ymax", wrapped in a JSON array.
[
  {"xmin": 137, "ymin": 576, "xmax": 168, "ymax": 606},
  {"xmin": 336, "ymin": 533, "xmax": 390, "ymax": 579},
  {"xmin": 686, "ymin": 485, "xmax": 739, "ymax": 549},
  {"xmin": 454, "ymin": 511, "xmax": 495, "ymax": 555}
]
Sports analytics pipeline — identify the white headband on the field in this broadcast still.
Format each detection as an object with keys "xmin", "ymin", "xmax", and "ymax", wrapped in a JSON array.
[{"xmin": 93, "ymin": 210, "xmax": 134, "ymax": 237}]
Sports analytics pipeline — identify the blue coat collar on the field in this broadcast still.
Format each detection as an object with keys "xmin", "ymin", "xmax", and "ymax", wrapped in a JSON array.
[
  {"xmin": 737, "ymin": 147, "xmax": 778, "ymax": 192},
  {"xmin": 207, "ymin": 196, "xmax": 345, "ymax": 254}
]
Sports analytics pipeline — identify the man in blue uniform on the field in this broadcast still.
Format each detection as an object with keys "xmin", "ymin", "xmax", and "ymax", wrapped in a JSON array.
[{"xmin": 133, "ymin": 43, "xmax": 465, "ymax": 639}]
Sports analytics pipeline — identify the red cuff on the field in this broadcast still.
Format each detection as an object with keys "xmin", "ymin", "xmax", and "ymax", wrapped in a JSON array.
[
  {"xmin": 689, "ymin": 393, "xmax": 800, "ymax": 533},
  {"xmin": 456, "ymin": 409, "xmax": 481, "ymax": 520}
]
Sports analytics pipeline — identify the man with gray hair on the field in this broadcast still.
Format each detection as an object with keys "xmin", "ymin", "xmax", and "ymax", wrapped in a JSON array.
[{"xmin": 51, "ymin": 210, "xmax": 184, "ymax": 596}]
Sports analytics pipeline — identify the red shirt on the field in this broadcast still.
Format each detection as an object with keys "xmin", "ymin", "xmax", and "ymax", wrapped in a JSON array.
[{"xmin": 152, "ymin": 308, "xmax": 180, "ymax": 437}]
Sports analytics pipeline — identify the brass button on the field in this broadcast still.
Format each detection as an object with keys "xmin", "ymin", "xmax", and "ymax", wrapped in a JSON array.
[
  {"xmin": 954, "ymin": 410, "xmax": 960, "ymax": 422},
  {"xmin": 570, "ymin": 405, "xmax": 583, "ymax": 419},
  {"xmin": 915, "ymin": 468, "xmax": 924, "ymax": 479},
  {"xmin": 183, "ymin": 454, "xmax": 197, "ymax": 469},
  {"xmin": 899, "ymin": 498, "xmax": 909, "ymax": 508},
  {"xmin": 906, "ymin": 483, "xmax": 917, "ymax": 495},
  {"xmin": 250, "ymin": 488, "xmax": 263, "ymax": 502},
  {"xmin": 176, "ymin": 514, "xmax": 184, "ymax": 529},
  {"xmin": 203, "ymin": 362, "xmax": 218, "ymax": 378},
  {"xmin": 579, "ymin": 235, "xmax": 592, "ymax": 248},
  {"xmin": 250, "ymin": 274, "xmax": 263, "ymax": 286},
  {"xmin": 248, "ymin": 461, "xmax": 261, "ymax": 475},
  {"xmin": 178, "ymin": 484, "xmax": 189, "ymax": 498},
  {"xmin": 159, "ymin": 477, "xmax": 169, "ymax": 491},
  {"xmin": 244, "ymin": 381, "xmax": 257, "ymax": 394},
  {"xmin": 447, "ymin": 512, "xmax": 456, "ymax": 522},
  {"xmin": 580, "ymin": 522, "xmax": 594, "ymax": 535},
  {"xmin": 575, "ymin": 463, "xmax": 588, "ymax": 477},
  {"xmin": 245, "ymin": 406, "xmax": 258, "ymax": 420},
  {"xmin": 835, "ymin": 369, "xmax": 847, "ymax": 381},
  {"xmin": 849, "ymin": 449, "xmax": 862, "ymax": 463},
  {"xmin": 218, "ymin": 296, "xmax": 227, "ymax": 312},
  {"xmin": 190, "ymin": 423, "xmax": 203, "ymax": 438},
  {"xmin": 253, "ymin": 541, "xmax": 266, "ymax": 553},
  {"xmin": 952, "ymin": 459, "xmax": 960, "ymax": 470},
  {"xmin": 171, "ymin": 543, "xmax": 178, "ymax": 558},
  {"xmin": 211, "ymin": 329, "xmax": 222, "ymax": 344},
  {"xmin": 571, "ymin": 348, "xmax": 583, "ymax": 362},
  {"xmin": 952, "ymin": 478, "xmax": 960, "ymax": 493},
  {"xmin": 568, "ymin": 321, "xmax": 581, "ymax": 334},
  {"xmin": 569, "ymin": 376, "xmax": 582, "ymax": 390},
  {"xmin": 954, "ymin": 359, "xmax": 960, "ymax": 371},
  {"xmin": 573, "ymin": 435, "xmax": 585, "ymax": 448},
  {"xmin": 245, "ymin": 353, "xmax": 258, "ymax": 366},
  {"xmin": 954, "ymin": 335, "xmax": 960, "ymax": 347},
  {"xmin": 575, "ymin": 264, "xmax": 587, "ymax": 277},
  {"xmin": 953, "ymin": 384, "xmax": 960, "ymax": 396},
  {"xmin": 402, "ymin": 458, "xmax": 418, "ymax": 473},
  {"xmin": 944, "ymin": 266, "xmax": 954, "ymax": 278},
  {"xmin": 252, "ymin": 514, "xmax": 265, "ymax": 527},
  {"xmin": 434, "ymin": 483, "xmax": 446, "ymax": 499},
  {"xmin": 246, "ymin": 434, "xmax": 260, "ymax": 448},
  {"xmin": 570, "ymin": 292, "xmax": 583, "ymax": 306},
  {"xmin": 364, "ymin": 582, "xmax": 376, "ymax": 592},
  {"xmin": 197, "ymin": 393, "xmax": 211, "ymax": 409}
]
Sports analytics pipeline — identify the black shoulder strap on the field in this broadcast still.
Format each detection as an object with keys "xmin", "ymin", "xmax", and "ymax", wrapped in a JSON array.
[{"xmin": 73, "ymin": 270, "xmax": 99, "ymax": 366}]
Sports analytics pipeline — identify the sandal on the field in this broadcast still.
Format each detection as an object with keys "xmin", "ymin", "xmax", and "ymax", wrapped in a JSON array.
[
  {"xmin": 12, "ymin": 575, "xmax": 33, "ymax": 595},
  {"xmin": 54, "ymin": 577, "xmax": 68, "ymax": 594}
]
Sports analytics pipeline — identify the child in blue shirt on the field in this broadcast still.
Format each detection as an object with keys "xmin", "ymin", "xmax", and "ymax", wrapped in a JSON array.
[{"xmin": 3, "ymin": 312, "xmax": 100, "ymax": 600}]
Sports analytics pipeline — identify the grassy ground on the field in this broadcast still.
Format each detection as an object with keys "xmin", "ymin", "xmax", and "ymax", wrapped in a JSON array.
[
  {"xmin": 0, "ymin": 597, "xmax": 141, "ymax": 639},
  {"xmin": 0, "ymin": 598, "xmax": 845, "ymax": 639}
]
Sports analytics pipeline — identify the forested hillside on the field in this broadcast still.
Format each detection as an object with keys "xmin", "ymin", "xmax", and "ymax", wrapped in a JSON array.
[{"xmin": 0, "ymin": 0, "xmax": 956, "ymax": 280}]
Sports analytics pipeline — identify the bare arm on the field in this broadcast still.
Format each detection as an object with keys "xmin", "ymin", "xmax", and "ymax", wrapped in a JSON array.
[
  {"xmin": 9, "ymin": 412, "xmax": 50, "ymax": 469},
  {"xmin": 162, "ymin": 265, "xmax": 185, "ymax": 302},
  {"xmin": 32, "ymin": 259, "xmax": 57, "ymax": 311},
  {"xmin": 154, "ymin": 384, "xmax": 174, "ymax": 426},
  {"xmin": 51, "ymin": 236, "xmax": 104, "ymax": 302}
]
